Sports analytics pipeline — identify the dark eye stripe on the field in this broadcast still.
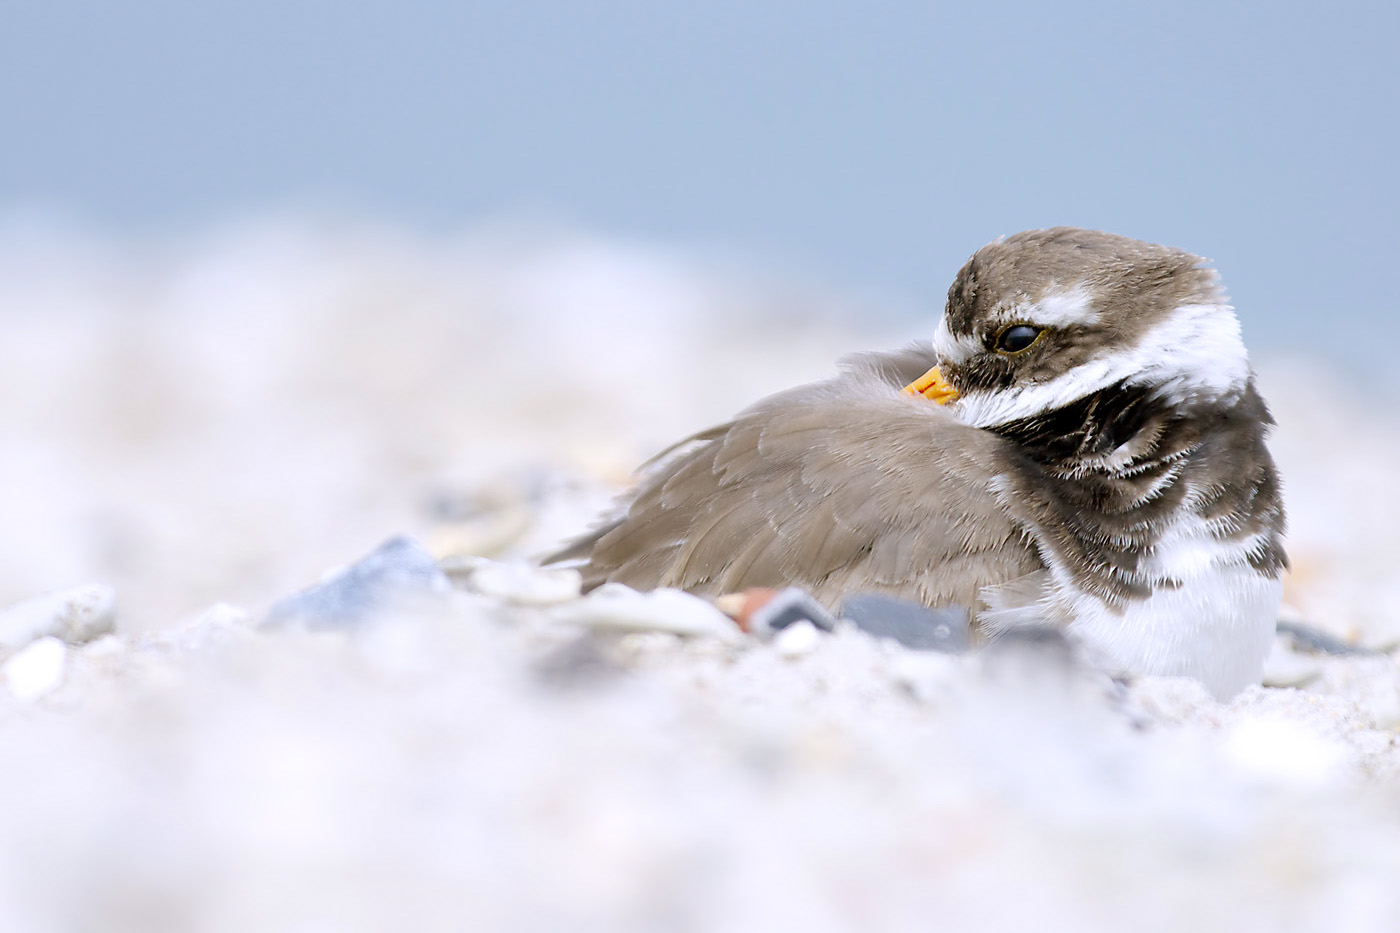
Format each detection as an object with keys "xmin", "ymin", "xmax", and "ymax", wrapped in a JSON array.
[{"xmin": 995, "ymin": 325, "xmax": 1042, "ymax": 354}]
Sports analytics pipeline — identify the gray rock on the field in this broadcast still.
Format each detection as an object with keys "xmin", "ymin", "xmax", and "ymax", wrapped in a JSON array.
[
  {"xmin": 264, "ymin": 536, "xmax": 451, "ymax": 630},
  {"xmin": 839, "ymin": 593, "xmax": 969, "ymax": 653},
  {"xmin": 745, "ymin": 587, "xmax": 839, "ymax": 637}
]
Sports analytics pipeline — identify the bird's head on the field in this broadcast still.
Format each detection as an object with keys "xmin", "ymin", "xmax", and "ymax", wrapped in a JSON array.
[{"xmin": 906, "ymin": 227, "xmax": 1250, "ymax": 429}]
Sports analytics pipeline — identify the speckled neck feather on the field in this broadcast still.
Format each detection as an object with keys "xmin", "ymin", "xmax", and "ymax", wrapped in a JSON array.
[{"xmin": 988, "ymin": 379, "xmax": 1288, "ymax": 607}]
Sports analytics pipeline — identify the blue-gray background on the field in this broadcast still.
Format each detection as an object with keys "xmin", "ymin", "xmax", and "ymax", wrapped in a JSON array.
[{"xmin": 3, "ymin": 0, "xmax": 1397, "ymax": 381}]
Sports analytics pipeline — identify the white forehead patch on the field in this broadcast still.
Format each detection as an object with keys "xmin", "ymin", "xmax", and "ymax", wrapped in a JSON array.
[{"xmin": 951, "ymin": 300, "xmax": 1250, "ymax": 428}]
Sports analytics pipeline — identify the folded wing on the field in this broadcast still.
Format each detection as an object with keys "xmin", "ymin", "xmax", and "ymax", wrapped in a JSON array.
[{"xmin": 550, "ymin": 345, "xmax": 1043, "ymax": 611}]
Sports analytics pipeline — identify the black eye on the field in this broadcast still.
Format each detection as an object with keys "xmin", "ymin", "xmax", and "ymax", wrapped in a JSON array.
[{"xmin": 995, "ymin": 324, "xmax": 1042, "ymax": 354}]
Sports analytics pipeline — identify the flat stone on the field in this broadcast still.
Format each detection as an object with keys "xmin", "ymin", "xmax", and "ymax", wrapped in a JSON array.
[
  {"xmin": 263, "ymin": 536, "xmax": 451, "ymax": 630},
  {"xmin": 838, "ymin": 593, "xmax": 970, "ymax": 653}
]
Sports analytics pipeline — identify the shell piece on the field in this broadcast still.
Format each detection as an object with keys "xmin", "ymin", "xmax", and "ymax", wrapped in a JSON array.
[
  {"xmin": 551, "ymin": 584, "xmax": 741, "ymax": 641},
  {"xmin": 772, "ymin": 620, "xmax": 822, "ymax": 659},
  {"xmin": 0, "ymin": 583, "xmax": 117, "ymax": 657}
]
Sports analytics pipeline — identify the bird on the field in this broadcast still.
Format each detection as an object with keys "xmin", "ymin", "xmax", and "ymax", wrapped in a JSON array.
[{"xmin": 549, "ymin": 227, "xmax": 1287, "ymax": 698}]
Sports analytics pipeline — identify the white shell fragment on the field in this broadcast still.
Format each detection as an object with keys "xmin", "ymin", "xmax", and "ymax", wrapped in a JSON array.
[
  {"xmin": 2, "ymin": 636, "xmax": 68, "ymax": 702},
  {"xmin": 551, "ymin": 583, "xmax": 741, "ymax": 641},
  {"xmin": 466, "ymin": 561, "xmax": 583, "ymax": 605},
  {"xmin": 772, "ymin": 619, "xmax": 822, "ymax": 658},
  {"xmin": 0, "ymin": 583, "xmax": 117, "ymax": 656}
]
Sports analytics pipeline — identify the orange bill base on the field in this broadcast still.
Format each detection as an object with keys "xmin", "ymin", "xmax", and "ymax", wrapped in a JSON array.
[{"xmin": 903, "ymin": 366, "xmax": 959, "ymax": 404}]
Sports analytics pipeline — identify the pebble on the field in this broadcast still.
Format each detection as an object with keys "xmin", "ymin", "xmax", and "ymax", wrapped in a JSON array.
[
  {"xmin": 552, "ymin": 584, "xmax": 741, "ymax": 642},
  {"xmin": 716, "ymin": 587, "xmax": 838, "ymax": 636},
  {"xmin": 465, "ymin": 561, "xmax": 583, "ymax": 605},
  {"xmin": 772, "ymin": 619, "xmax": 822, "ymax": 659},
  {"xmin": 0, "ymin": 583, "xmax": 117, "ymax": 656},
  {"xmin": 838, "ymin": 593, "xmax": 969, "ymax": 653},
  {"xmin": 263, "ymin": 536, "xmax": 451, "ymax": 630},
  {"xmin": 754, "ymin": 588, "xmax": 837, "ymax": 635},
  {"xmin": 2, "ymin": 636, "xmax": 68, "ymax": 702}
]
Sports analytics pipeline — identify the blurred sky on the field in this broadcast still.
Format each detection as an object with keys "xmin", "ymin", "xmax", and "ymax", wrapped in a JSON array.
[{"xmin": 2, "ymin": 0, "xmax": 1398, "ymax": 378}]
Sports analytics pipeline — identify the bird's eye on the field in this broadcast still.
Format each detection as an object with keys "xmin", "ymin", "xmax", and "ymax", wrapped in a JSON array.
[{"xmin": 995, "ymin": 324, "xmax": 1043, "ymax": 354}]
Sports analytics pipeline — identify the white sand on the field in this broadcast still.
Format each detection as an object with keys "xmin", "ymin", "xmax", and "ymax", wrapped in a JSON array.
[{"xmin": 1, "ymin": 218, "xmax": 1398, "ymax": 932}]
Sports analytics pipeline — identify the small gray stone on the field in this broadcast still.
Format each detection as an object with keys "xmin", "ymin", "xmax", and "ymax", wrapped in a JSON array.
[
  {"xmin": 264, "ymin": 536, "xmax": 451, "ymax": 630},
  {"xmin": 838, "ymin": 593, "xmax": 970, "ymax": 653},
  {"xmin": 746, "ymin": 588, "xmax": 839, "ymax": 637}
]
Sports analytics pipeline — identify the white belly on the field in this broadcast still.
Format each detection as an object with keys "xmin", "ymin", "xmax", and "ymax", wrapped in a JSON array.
[
  {"xmin": 984, "ymin": 495, "xmax": 1284, "ymax": 699},
  {"xmin": 1063, "ymin": 564, "xmax": 1282, "ymax": 700}
]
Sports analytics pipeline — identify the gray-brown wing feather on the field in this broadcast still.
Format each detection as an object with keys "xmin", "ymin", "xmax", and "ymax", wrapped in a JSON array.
[{"xmin": 551, "ymin": 345, "xmax": 1043, "ymax": 610}]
